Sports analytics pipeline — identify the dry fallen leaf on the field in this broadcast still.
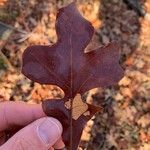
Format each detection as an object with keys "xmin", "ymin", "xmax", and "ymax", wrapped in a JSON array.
[{"xmin": 65, "ymin": 94, "xmax": 88, "ymax": 120}]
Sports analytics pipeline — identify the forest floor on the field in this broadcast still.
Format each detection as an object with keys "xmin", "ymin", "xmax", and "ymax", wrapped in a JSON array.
[{"xmin": 0, "ymin": 0, "xmax": 150, "ymax": 150}]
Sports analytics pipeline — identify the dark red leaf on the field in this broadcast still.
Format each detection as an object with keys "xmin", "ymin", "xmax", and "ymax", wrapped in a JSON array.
[{"xmin": 21, "ymin": 2, "xmax": 124, "ymax": 150}]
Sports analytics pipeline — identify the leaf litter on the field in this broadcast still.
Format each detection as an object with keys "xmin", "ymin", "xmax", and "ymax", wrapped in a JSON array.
[{"xmin": 0, "ymin": 0, "xmax": 150, "ymax": 150}]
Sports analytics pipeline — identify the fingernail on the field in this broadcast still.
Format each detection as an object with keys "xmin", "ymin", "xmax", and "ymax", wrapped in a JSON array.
[{"xmin": 37, "ymin": 118, "xmax": 61, "ymax": 145}]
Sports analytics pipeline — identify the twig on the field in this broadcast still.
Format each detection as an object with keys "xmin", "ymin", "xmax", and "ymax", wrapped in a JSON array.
[
  {"xmin": 0, "ymin": 51, "xmax": 14, "ymax": 71},
  {"xmin": 0, "ymin": 21, "xmax": 28, "ymax": 34}
]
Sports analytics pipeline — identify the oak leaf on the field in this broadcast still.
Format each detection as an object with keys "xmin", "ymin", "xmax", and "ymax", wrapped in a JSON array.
[{"xmin": 22, "ymin": 2, "xmax": 124, "ymax": 150}]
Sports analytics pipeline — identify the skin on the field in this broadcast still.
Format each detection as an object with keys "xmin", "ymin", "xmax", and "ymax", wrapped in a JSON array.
[{"xmin": 0, "ymin": 101, "xmax": 65, "ymax": 150}]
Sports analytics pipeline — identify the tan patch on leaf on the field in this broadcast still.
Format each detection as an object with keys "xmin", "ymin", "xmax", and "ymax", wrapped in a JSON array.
[
  {"xmin": 83, "ymin": 111, "xmax": 90, "ymax": 116},
  {"xmin": 65, "ymin": 94, "xmax": 88, "ymax": 120}
]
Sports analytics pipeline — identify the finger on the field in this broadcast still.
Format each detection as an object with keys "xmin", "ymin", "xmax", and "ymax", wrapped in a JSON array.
[
  {"xmin": 0, "ymin": 101, "xmax": 45, "ymax": 131},
  {"xmin": 1, "ymin": 117, "xmax": 64, "ymax": 150},
  {"xmin": 53, "ymin": 137, "xmax": 65, "ymax": 149},
  {"xmin": 0, "ymin": 132, "xmax": 6, "ymax": 145}
]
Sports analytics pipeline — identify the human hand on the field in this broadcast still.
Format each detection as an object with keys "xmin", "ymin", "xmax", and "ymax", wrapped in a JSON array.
[{"xmin": 0, "ymin": 101, "xmax": 65, "ymax": 150}]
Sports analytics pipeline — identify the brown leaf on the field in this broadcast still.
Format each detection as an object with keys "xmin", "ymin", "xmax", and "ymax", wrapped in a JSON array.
[{"xmin": 65, "ymin": 94, "xmax": 88, "ymax": 120}]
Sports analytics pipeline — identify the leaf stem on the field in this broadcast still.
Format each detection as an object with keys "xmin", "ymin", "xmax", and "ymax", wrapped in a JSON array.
[{"xmin": 70, "ymin": 98, "xmax": 73, "ymax": 150}]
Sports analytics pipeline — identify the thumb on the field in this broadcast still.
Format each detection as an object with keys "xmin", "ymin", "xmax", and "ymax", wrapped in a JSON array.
[{"xmin": 1, "ymin": 117, "xmax": 64, "ymax": 150}]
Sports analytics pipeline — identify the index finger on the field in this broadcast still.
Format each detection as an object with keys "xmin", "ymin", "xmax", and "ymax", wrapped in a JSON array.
[{"xmin": 0, "ymin": 101, "xmax": 45, "ymax": 131}]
